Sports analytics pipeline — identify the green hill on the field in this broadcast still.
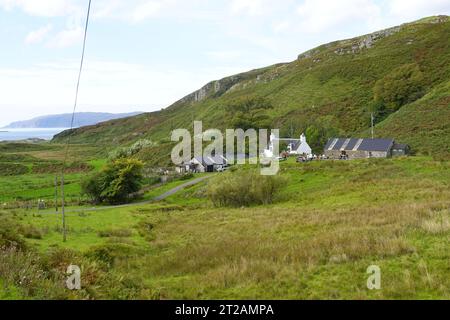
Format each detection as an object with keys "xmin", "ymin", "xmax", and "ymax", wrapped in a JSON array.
[{"xmin": 54, "ymin": 15, "xmax": 450, "ymax": 160}]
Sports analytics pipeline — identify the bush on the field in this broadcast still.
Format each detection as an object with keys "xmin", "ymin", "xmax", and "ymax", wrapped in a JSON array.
[
  {"xmin": 206, "ymin": 169, "xmax": 286, "ymax": 207},
  {"xmin": 19, "ymin": 224, "xmax": 44, "ymax": 239},
  {"xmin": 0, "ymin": 163, "xmax": 29, "ymax": 176},
  {"xmin": 180, "ymin": 173, "xmax": 194, "ymax": 181},
  {"xmin": 81, "ymin": 158, "xmax": 144, "ymax": 204},
  {"xmin": 98, "ymin": 228, "xmax": 133, "ymax": 238},
  {"xmin": 432, "ymin": 151, "xmax": 449, "ymax": 162},
  {"xmin": 0, "ymin": 215, "xmax": 27, "ymax": 250},
  {"xmin": 85, "ymin": 243, "xmax": 135, "ymax": 268},
  {"xmin": 0, "ymin": 247, "xmax": 69, "ymax": 299},
  {"xmin": 108, "ymin": 139, "xmax": 156, "ymax": 161}
]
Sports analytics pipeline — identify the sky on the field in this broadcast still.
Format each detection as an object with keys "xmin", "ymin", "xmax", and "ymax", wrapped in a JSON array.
[{"xmin": 0, "ymin": 0, "xmax": 450, "ymax": 127}]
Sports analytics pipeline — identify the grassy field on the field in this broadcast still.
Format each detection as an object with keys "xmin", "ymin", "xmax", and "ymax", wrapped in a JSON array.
[
  {"xmin": 1, "ymin": 156, "xmax": 449, "ymax": 299},
  {"xmin": 1, "ymin": 15, "xmax": 449, "ymax": 301},
  {"xmin": 0, "ymin": 142, "xmax": 105, "ymax": 205}
]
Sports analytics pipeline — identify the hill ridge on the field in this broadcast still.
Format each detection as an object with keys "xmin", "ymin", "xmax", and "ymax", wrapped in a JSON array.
[{"xmin": 54, "ymin": 15, "xmax": 450, "ymax": 161}]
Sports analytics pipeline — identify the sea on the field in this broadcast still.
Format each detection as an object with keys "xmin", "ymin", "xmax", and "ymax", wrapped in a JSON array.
[{"xmin": 0, "ymin": 128, "xmax": 68, "ymax": 142}]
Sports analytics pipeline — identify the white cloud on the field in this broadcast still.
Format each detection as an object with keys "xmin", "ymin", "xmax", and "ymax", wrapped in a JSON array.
[
  {"xmin": 206, "ymin": 50, "xmax": 243, "ymax": 61},
  {"xmin": 296, "ymin": 0, "xmax": 382, "ymax": 33},
  {"xmin": 24, "ymin": 24, "xmax": 53, "ymax": 44},
  {"xmin": 388, "ymin": 0, "xmax": 450, "ymax": 20},
  {"xmin": 48, "ymin": 27, "xmax": 84, "ymax": 48},
  {"xmin": 230, "ymin": 0, "xmax": 267, "ymax": 16},
  {"xmin": 130, "ymin": 1, "xmax": 164, "ymax": 22},
  {"xmin": 0, "ymin": 0, "xmax": 78, "ymax": 17}
]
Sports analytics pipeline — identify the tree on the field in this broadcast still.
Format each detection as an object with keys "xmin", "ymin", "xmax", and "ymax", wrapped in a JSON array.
[
  {"xmin": 373, "ymin": 63, "xmax": 425, "ymax": 114},
  {"xmin": 305, "ymin": 116, "xmax": 342, "ymax": 153},
  {"xmin": 226, "ymin": 96, "xmax": 273, "ymax": 130},
  {"xmin": 82, "ymin": 158, "xmax": 144, "ymax": 204},
  {"xmin": 369, "ymin": 99, "xmax": 389, "ymax": 124}
]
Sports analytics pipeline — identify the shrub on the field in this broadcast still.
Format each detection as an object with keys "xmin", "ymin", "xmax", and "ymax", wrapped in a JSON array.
[
  {"xmin": 206, "ymin": 169, "xmax": 286, "ymax": 207},
  {"xmin": 98, "ymin": 228, "xmax": 133, "ymax": 238},
  {"xmin": 82, "ymin": 158, "xmax": 144, "ymax": 204},
  {"xmin": 46, "ymin": 248, "xmax": 78, "ymax": 265},
  {"xmin": 0, "ymin": 163, "xmax": 29, "ymax": 176},
  {"xmin": 432, "ymin": 151, "xmax": 450, "ymax": 162},
  {"xmin": 180, "ymin": 173, "xmax": 194, "ymax": 181},
  {"xmin": 19, "ymin": 224, "xmax": 44, "ymax": 239},
  {"xmin": 85, "ymin": 243, "xmax": 135, "ymax": 268},
  {"xmin": 108, "ymin": 139, "xmax": 156, "ymax": 161},
  {"xmin": 0, "ymin": 215, "xmax": 27, "ymax": 250},
  {"xmin": 0, "ymin": 247, "xmax": 69, "ymax": 299}
]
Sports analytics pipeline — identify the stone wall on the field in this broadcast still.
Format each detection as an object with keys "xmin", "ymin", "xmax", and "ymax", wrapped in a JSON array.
[{"xmin": 325, "ymin": 150, "xmax": 389, "ymax": 159}]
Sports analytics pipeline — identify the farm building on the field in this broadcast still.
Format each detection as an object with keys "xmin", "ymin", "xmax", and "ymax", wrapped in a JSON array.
[
  {"xmin": 391, "ymin": 143, "xmax": 411, "ymax": 157},
  {"xmin": 176, "ymin": 154, "xmax": 241, "ymax": 173},
  {"xmin": 324, "ymin": 138, "xmax": 409, "ymax": 159}
]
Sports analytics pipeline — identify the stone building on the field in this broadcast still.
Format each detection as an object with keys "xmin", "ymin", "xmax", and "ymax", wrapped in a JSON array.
[{"xmin": 324, "ymin": 138, "xmax": 409, "ymax": 160}]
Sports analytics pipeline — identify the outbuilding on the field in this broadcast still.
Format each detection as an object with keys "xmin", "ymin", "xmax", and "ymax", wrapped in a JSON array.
[{"xmin": 324, "ymin": 138, "xmax": 409, "ymax": 160}]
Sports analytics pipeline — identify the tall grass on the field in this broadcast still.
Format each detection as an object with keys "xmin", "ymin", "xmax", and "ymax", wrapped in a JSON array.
[{"xmin": 206, "ymin": 169, "xmax": 286, "ymax": 207}]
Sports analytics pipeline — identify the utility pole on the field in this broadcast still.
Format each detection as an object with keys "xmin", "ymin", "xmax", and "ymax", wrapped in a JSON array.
[
  {"xmin": 54, "ymin": 176, "xmax": 58, "ymax": 212},
  {"xmin": 371, "ymin": 112, "xmax": 375, "ymax": 139},
  {"xmin": 61, "ymin": 174, "xmax": 66, "ymax": 242}
]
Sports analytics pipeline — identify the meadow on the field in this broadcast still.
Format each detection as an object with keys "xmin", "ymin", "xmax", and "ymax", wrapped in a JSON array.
[
  {"xmin": 1, "ymin": 155, "xmax": 449, "ymax": 300},
  {"xmin": 1, "ymin": 16, "xmax": 449, "ymax": 301},
  {"xmin": 0, "ymin": 142, "xmax": 106, "ymax": 205}
]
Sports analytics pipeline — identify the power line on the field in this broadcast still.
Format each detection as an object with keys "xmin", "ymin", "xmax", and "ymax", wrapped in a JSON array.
[{"xmin": 61, "ymin": 0, "xmax": 92, "ymax": 242}]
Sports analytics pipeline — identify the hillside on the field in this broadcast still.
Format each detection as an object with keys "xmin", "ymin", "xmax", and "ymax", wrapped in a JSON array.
[
  {"xmin": 54, "ymin": 16, "xmax": 450, "ymax": 159},
  {"xmin": 1, "ymin": 156, "xmax": 449, "ymax": 299},
  {"xmin": 4, "ymin": 112, "xmax": 143, "ymax": 129}
]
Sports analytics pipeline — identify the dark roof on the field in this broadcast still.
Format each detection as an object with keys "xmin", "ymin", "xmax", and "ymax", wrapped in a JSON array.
[
  {"xmin": 225, "ymin": 153, "xmax": 247, "ymax": 161},
  {"xmin": 192, "ymin": 155, "xmax": 227, "ymax": 165},
  {"xmin": 290, "ymin": 141, "xmax": 301, "ymax": 150},
  {"xmin": 392, "ymin": 143, "xmax": 409, "ymax": 150},
  {"xmin": 325, "ymin": 138, "xmax": 394, "ymax": 152}
]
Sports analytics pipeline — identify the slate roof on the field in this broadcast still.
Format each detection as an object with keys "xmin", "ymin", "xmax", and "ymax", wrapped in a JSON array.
[
  {"xmin": 325, "ymin": 138, "xmax": 394, "ymax": 152},
  {"xmin": 392, "ymin": 143, "xmax": 409, "ymax": 150},
  {"xmin": 191, "ymin": 153, "xmax": 248, "ymax": 166},
  {"xmin": 290, "ymin": 141, "xmax": 302, "ymax": 150},
  {"xmin": 192, "ymin": 155, "xmax": 227, "ymax": 166}
]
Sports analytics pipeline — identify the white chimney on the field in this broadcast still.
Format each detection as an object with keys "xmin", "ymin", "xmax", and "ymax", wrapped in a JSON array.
[{"xmin": 300, "ymin": 133, "xmax": 306, "ymax": 144}]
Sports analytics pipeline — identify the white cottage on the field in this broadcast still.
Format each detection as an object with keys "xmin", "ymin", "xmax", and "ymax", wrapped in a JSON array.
[
  {"xmin": 287, "ymin": 134, "xmax": 312, "ymax": 156},
  {"xmin": 263, "ymin": 133, "xmax": 312, "ymax": 157}
]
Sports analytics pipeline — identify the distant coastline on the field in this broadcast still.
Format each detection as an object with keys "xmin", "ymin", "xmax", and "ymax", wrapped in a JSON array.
[
  {"xmin": 0, "ymin": 128, "xmax": 68, "ymax": 142},
  {"xmin": 3, "ymin": 111, "xmax": 143, "ymax": 129}
]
